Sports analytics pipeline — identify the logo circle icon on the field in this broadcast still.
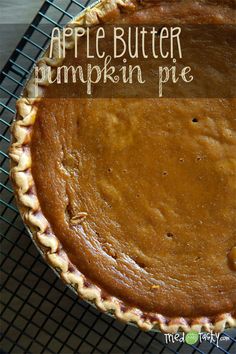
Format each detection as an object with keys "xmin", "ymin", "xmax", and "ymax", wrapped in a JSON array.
[{"xmin": 185, "ymin": 331, "xmax": 199, "ymax": 345}]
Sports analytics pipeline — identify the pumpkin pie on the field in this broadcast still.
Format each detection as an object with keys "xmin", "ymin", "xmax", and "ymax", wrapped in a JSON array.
[{"xmin": 9, "ymin": 0, "xmax": 236, "ymax": 332}]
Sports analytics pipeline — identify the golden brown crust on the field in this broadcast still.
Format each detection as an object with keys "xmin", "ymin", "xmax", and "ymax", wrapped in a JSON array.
[{"xmin": 9, "ymin": 0, "xmax": 236, "ymax": 332}]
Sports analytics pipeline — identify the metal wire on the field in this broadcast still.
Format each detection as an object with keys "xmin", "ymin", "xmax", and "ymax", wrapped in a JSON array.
[{"xmin": 1, "ymin": 0, "xmax": 236, "ymax": 353}]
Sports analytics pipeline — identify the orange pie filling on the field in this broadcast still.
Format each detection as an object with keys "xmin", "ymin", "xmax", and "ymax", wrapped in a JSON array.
[{"xmin": 27, "ymin": 1, "xmax": 236, "ymax": 319}]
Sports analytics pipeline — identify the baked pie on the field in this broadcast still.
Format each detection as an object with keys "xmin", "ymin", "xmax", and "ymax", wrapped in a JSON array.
[{"xmin": 9, "ymin": 0, "xmax": 236, "ymax": 332}]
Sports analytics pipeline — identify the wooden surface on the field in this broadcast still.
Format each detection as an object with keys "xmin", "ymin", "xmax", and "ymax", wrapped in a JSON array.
[{"xmin": 0, "ymin": 0, "xmax": 44, "ymax": 70}]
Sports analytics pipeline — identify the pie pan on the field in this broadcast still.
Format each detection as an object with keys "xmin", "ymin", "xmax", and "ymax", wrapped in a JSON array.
[{"xmin": 9, "ymin": 0, "xmax": 236, "ymax": 333}]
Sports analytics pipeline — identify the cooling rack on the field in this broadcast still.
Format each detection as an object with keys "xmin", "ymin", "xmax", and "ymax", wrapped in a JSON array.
[{"xmin": 0, "ymin": 0, "xmax": 236, "ymax": 353}]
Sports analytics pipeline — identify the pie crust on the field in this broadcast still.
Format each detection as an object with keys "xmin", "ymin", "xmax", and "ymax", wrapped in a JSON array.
[{"xmin": 9, "ymin": 0, "xmax": 236, "ymax": 332}]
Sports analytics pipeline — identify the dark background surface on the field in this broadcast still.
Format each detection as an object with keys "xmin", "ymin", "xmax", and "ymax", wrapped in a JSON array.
[{"xmin": 0, "ymin": 0, "xmax": 44, "ymax": 71}]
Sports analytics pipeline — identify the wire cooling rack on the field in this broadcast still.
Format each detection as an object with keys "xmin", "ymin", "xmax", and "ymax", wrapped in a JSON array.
[{"xmin": 0, "ymin": 0, "xmax": 236, "ymax": 353}]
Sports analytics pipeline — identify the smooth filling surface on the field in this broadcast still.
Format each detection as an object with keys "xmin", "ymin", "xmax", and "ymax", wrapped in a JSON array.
[{"xmin": 30, "ymin": 1, "xmax": 236, "ymax": 317}]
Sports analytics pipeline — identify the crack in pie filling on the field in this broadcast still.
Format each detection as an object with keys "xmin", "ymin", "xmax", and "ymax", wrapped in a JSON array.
[{"xmin": 10, "ymin": 0, "xmax": 236, "ymax": 332}]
